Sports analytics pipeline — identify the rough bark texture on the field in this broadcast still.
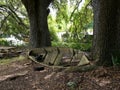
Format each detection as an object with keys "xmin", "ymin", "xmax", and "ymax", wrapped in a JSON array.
[
  {"xmin": 92, "ymin": 0, "xmax": 120, "ymax": 66},
  {"xmin": 21, "ymin": 0, "xmax": 52, "ymax": 48}
]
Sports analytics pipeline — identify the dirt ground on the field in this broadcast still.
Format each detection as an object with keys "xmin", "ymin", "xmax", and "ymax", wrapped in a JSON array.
[{"xmin": 0, "ymin": 58, "xmax": 120, "ymax": 90}]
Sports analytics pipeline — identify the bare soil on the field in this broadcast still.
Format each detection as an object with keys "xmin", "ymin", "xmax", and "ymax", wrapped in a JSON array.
[{"xmin": 0, "ymin": 59, "xmax": 120, "ymax": 90}]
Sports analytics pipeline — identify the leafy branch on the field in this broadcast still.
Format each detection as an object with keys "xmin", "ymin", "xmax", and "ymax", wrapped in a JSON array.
[
  {"xmin": 69, "ymin": 0, "xmax": 83, "ymax": 21},
  {"xmin": 0, "ymin": 3, "xmax": 28, "ymax": 31}
]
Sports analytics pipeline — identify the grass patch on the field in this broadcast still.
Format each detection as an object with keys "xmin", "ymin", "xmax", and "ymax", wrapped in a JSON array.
[{"xmin": 0, "ymin": 56, "xmax": 26, "ymax": 65}]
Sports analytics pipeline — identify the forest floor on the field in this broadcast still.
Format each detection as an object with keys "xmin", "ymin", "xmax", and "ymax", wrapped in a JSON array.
[
  {"xmin": 0, "ymin": 45, "xmax": 120, "ymax": 90},
  {"xmin": 0, "ymin": 57, "xmax": 120, "ymax": 90}
]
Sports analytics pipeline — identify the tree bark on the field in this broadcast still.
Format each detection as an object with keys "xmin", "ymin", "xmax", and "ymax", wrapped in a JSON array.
[
  {"xmin": 92, "ymin": 0, "xmax": 120, "ymax": 66},
  {"xmin": 21, "ymin": 0, "xmax": 52, "ymax": 48}
]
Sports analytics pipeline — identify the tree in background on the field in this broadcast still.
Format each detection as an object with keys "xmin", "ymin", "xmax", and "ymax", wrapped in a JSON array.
[
  {"xmin": 92, "ymin": 0, "xmax": 120, "ymax": 66},
  {"xmin": 21, "ymin": 0, "xmax": 52, "ymax": 48}
]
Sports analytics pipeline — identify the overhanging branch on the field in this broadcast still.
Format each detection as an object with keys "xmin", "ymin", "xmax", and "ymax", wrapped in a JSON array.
[{"xmin": 69, "ymin": 0, "xmax": 83, "ymax": 21}]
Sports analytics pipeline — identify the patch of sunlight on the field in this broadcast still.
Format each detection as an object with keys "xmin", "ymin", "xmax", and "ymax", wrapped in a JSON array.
[{"xmin": 0, "ymin": 55, "xmax": 26, "ymax": 65}]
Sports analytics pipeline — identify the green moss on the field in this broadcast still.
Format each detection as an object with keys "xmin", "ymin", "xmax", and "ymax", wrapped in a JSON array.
[{"xmin": 0, "ymin": 56, "xmax": 26, "ymax": 65}]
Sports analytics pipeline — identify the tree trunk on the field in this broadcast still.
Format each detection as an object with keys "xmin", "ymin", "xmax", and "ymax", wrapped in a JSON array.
[
  {"xmin": 92, "ymin": 0, "xmax": 120, "ymax": 66},
  {"xmin": 21, "ymin": 0, "xmax": 52, "ymax": 48}
]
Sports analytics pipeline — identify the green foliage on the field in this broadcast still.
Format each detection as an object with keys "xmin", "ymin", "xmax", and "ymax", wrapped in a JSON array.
[
  {"xmin": 0, "ymin": 39, "xmax": 10, "ymax": 46},
  {"xmin": 48, "ymin": 15, "xmax": 59, "ymax": 42},
  {"xmin": 50, "ymin": 29, "xmax": 59, "ymax": 42},
  {"xmin": 0, "ymin": 0, "xmax": 29, "ymax": 41},
  {"xmin": 0, "ymin": 56, "xmax": 25, "ymax": 65},
  {"xmin": 49, "ymin": 0, "xmax": 93, "ymax": 50},
  {"xmin": 52, "ymin": 41, "xmax": 92, "ymax": 51},
  {"xmin": 112, "ymin": 54, "xmax": 120, "ymax": 66}
]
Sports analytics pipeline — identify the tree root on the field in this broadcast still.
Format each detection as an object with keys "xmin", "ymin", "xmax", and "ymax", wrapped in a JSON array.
[
  {"xmin": 29, "ymin": 56, "xmax": 97, "ymax": 72},
  {"xmin": 0, "ymin": 71, "xmax": 28, "ymax": 83},
  {"xmin": 64, "ymin": 64, "xmax": 97, "ymax": 72}
]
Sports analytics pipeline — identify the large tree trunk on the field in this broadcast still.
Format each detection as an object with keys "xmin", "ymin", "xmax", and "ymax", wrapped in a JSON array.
[
  {"xmin": 21, "ymin": 0, "xmax": 52, "ymax": 48},
  {"xmin": 92, "ymin": 0, "xmax": 120, "ymax": 66}
]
